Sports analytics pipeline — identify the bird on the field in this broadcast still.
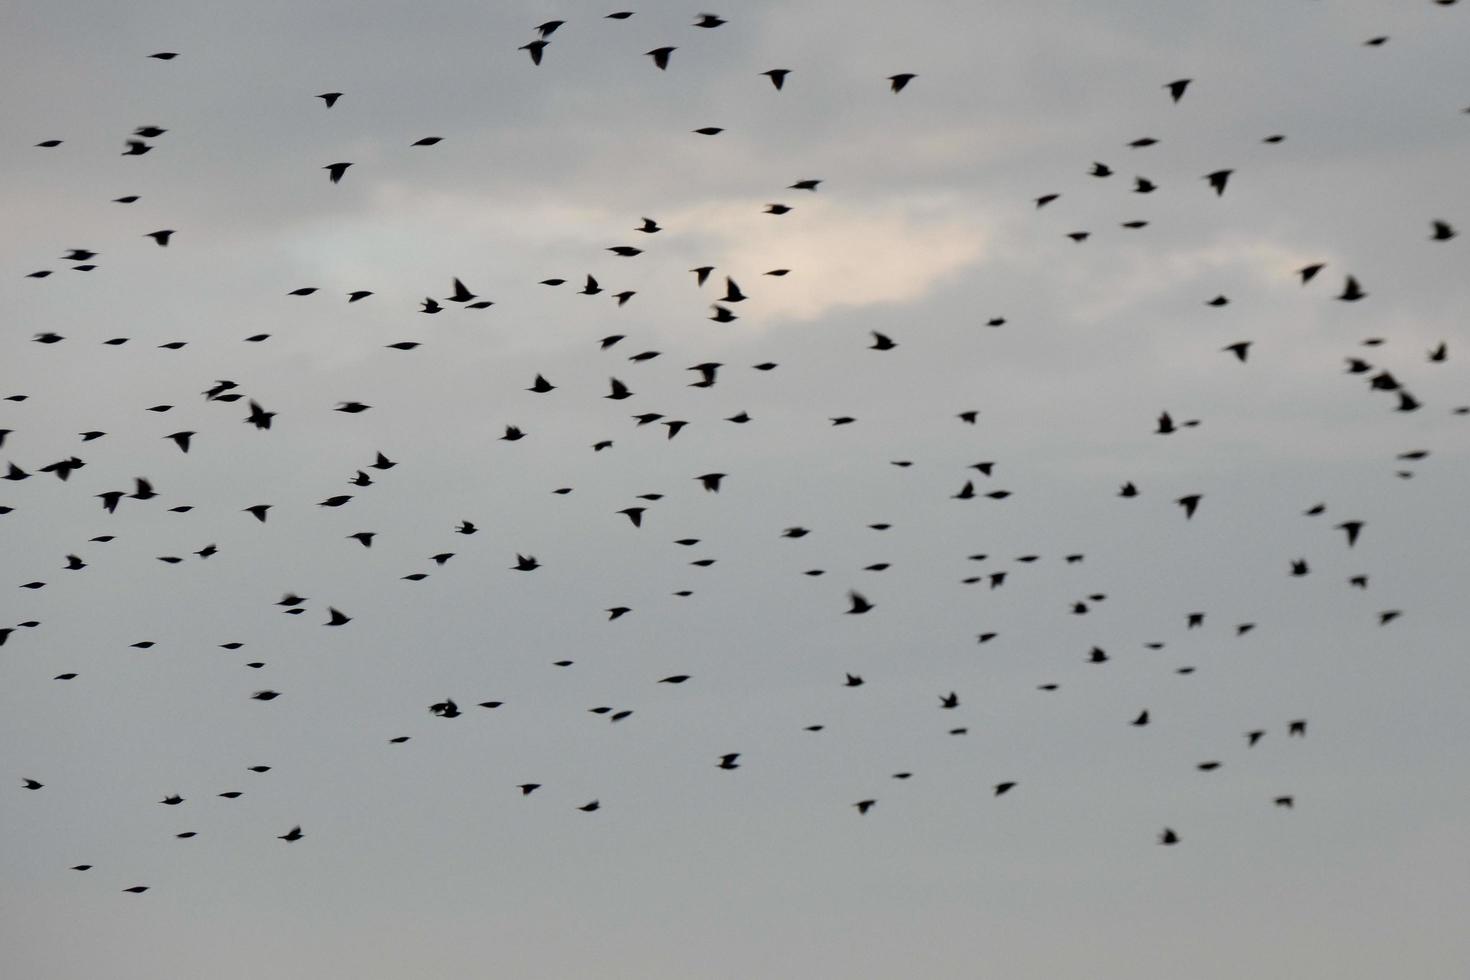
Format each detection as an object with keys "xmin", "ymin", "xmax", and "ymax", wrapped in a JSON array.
[
  {"xmin": 693, "ymin": 13, "xmax": 726, "ymax": 27},
  {"xmin": 617, "ymin": 507, "xmax": 645, "ymax": 527},
  {"xmin": 696, "ymin": 473, "xmax": 725, "ymax": 492},
  {"xmin": 646, "ymin": 47, "xmax": 675, "ymax": 70},
  {"xmin": 122, "ymin": 140, "xmax": 151, "ymax": 156},
  {"xmin": 846, "ymin": 591, "xmax": 874, "ymax": 614},
  {"xmin": 688, "ymin": 363, "xmax": 721, "ymax": 387},
  {"xmin": 870, "ymin": 331, "xmax": 897, "ymax": 351},
  {"xmin": 145, "ymin": 230, "xmax": 174, "ymax": 246},
  {"xmin": 519, "ymin": 40, "xmax": 548, "ymax": 65},
  {"xmin": 1431, "ymin": 220, "xmax": 1457, "ymax": 241},
  {"xmin": 278, "ymin": 826, "xmax": 304, "ymax": 842},
  {"xmin": 1177, "ymin": 495, "xmax": 1202, "ymax": 519},
  {"xmin": 1298, "ymin": 263, "xmax": 1326, "ymax": 284},
  {"xmin": 1164, "ymin": 78, "xmax": 1191, "ymax": 102},
  {"xmin": 888, "ymin": 73, "xmax": 916, "ymax": 92},
  {"xmin": 324, "ymin": 162, "xmax": 352, "ymax": 184},
  {"xmin": 444, "ymin": 278, "xmax": 476, "ymax": 303},
  {"xmin": 1337, "ymin": 276, "xmax": 1367, "ymax": 301},
  {"xmin": 1337, "ymin": 521, "xmax": 1364, "ymax": 547},
  {"xmin": 762, "ymin": 69, "xmax": 790, "ymax": 90},
  {"xmin": 244, "ymin": 401, "xmax": 275, "ymax": 430},
  {"xmin": 854, "ymin": 800, "xmax": 876, "ymax": 814},
  {"xmin": 1159, "ymin": 828, "xmax": 1180, "ymax": 845},
  {"xmin": 1205, "ymin": 169, "xmax": 1234, "ymax": 195},
  {"xmin": 1222, "ymin": 342, "xmax": 1252, "ymax": 362},
  {"xmin": 317, "ymin": 92, "xmax": 342, "ymax": 107},
  {"xmin": 716, "ymin": 753, "xmax": 740, "ymax": 769}
]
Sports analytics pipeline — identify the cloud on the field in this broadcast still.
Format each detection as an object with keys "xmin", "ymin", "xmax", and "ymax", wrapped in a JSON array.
[{"xmin": 661, "ymin": 192, "xmax": 988, "ymax": 322}]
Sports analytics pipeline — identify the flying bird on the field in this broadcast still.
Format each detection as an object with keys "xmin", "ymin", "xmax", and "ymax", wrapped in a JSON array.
[
  {"xmin": 1204, "ymin": 169, "xmax": 1234, "ymax": 195},
  {"xmin": 520, "ymin": 40, "xmax": 548, "ymax": 65}
]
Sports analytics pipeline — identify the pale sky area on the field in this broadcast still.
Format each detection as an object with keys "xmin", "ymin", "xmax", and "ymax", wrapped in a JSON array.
[{"xmin": 3, "ymin": 1, "xmax": 1469, "ymax": 978}]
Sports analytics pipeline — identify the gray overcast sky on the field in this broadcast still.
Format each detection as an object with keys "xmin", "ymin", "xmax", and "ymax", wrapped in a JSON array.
[{"xmin": 3, "ymin": 1, "xmax": 1469, "ymax": 978}]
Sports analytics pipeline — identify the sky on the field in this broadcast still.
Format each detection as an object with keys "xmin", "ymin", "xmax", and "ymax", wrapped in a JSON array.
[{"xmin": 2, "ymin": 1, "xmax": 1469, "ymax": 978}]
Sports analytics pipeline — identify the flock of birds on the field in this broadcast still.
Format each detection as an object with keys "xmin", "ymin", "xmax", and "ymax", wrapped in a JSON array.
[{"xmin": 6, "ymin": 6, "xmax": 1465, "ymax": 899}]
